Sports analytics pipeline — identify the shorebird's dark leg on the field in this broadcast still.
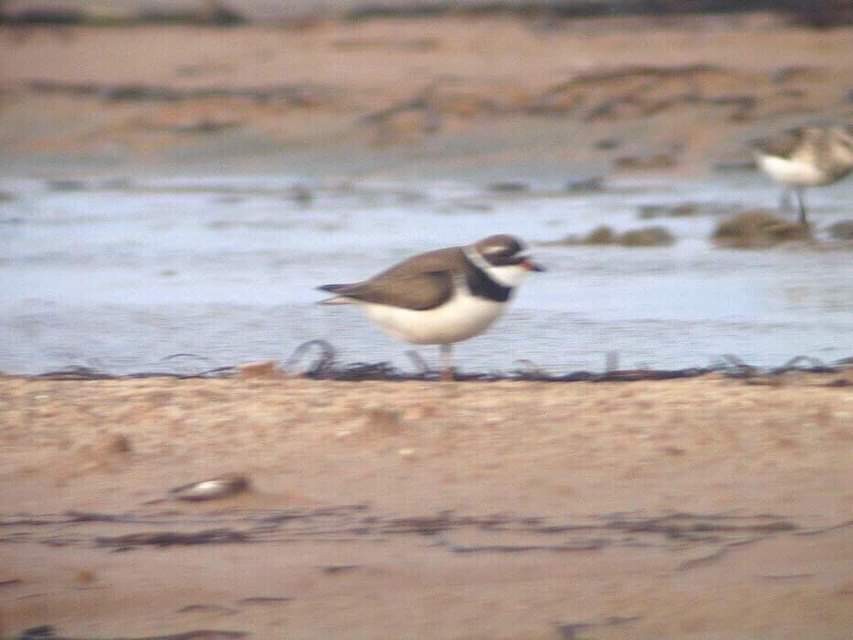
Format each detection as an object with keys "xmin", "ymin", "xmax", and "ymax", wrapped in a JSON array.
[
  {"xmin": 779, "ymin": 188, "xmax": 793, "ymax": 212},
  {"xmin": 439, "ymin": 344, "xmax": 454, "ymax": 381},
  {"xmin": 794, "ymin": 187, "xmax": 808, "ymax": 225}
]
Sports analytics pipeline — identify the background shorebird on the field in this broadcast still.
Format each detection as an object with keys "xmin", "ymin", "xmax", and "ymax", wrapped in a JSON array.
[
  {"xmin": 318, "ymin": 234, "xmax": 544, "ymax": 380},
  {"xmin": 751, "ymin": 125, "xmax": 853, "ymax": 225}
]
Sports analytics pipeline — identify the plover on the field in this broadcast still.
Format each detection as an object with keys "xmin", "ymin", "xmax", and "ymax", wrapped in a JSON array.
[
  {"xmin": 751, "ymin": 125, "xmax": 853, "ymax": 225},
  {"xmin": 318, "ymin": 234, "xmax": 544, "ymax": 380}
]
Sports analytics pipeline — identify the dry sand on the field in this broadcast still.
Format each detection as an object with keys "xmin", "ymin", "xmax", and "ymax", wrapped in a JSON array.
[{"xmin": 1, "ymin": 374, "xmax": 852, "ymax": 639}]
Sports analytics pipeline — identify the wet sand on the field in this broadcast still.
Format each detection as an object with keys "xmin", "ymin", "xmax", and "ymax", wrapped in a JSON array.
[
  {"xmin": 1, "ymin": 375, "xmax": 852, "ymax": 639},
  {"xmin": 2, "ymin": 14, "xmax": 853, "ymax": 177}
]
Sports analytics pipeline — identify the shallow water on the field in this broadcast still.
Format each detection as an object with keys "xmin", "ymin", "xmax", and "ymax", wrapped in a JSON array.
[{"xmin": 1, "ymin": 171, "xmax": 852, "ymax": 375}]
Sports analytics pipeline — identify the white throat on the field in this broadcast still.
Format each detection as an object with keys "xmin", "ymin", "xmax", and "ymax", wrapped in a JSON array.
[{"xmin": 463, "ymin": 246, "xmax": 531, "ymax": 288}]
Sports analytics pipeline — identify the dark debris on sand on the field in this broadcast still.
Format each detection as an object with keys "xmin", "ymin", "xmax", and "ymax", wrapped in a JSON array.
[
  {"xmin": 0, "ymin": 507, "xmax": 823, "ymax": 556},
  {"xmin": 22, "ymin": 341, "xmax": 852, "ymax": 384},
  {"xmin": 15, "ymin": 626, "xmax": 248, "ymax": 640}
]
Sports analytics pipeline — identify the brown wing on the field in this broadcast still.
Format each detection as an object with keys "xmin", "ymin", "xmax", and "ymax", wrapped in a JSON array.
[
  {"xmin": 753, "ymin": 127, "xmax": 806, "ymax": 158},
  {"xmin": 322, "ymin": 247, "xmax": 464, "ymax": 310}
]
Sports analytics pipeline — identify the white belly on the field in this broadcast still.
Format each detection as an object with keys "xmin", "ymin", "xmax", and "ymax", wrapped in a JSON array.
[
  {"xmin": 362, "ymin": 292, "xmax": 506, "ymax": 345},
  {"xmin": 757, "ymin": 154, "xmax": 826, "ymax": 187}
]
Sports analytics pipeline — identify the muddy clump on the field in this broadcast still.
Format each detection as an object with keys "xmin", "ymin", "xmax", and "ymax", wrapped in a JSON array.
[
  {"xmin": 547, "ymin": 225, "xmax": 675, "ymax": 247},
  {"xmin": 620, "ymin": 227, "xmax": 676, "ymax": 246},
  {"xmin": 637, "ymin": 202, "xmax": 736, "ymax": 219},
  {"xmin": 713, "ymin": 210, "xmax": 812, "ymax": 248},
  {"xmin": 828, "ymin": 220, "xmax": 853, "ymax": 241},
  {"xmin": 614, "ymin": 152, "xmax": 678, "ymax": 171},
  {"xmin": 488, "ymin": 181, "xmax": 529, "ymax": 193},
  {"xmin": 638, "ymin": 203, "xmax": 702, "ymax": 219},
  {"xmin": 564, "ymin": 176, "xmax": 605, "ymax": 193}
]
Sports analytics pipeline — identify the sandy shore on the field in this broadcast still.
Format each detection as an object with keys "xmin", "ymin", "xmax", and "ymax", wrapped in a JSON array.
[
  {"xmin": 2, "ymin": 13, "xmax": 853, "ymax": 640},
  {"xmin": 2, "ymin": 14, "xmax": 852, "ymax": 178},
  {"xmin": 1, "ymin": 375, "xmax": 852, "ymax": 639}
]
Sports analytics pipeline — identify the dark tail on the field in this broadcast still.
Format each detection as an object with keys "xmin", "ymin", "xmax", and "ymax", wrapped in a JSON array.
[
  {"xmin": 317, "ymin": 284, "xmax": 347, "ymax": 294},
  {"xmin": 316, "ymin": 283, "xmax": 355, "ymax": 305}
]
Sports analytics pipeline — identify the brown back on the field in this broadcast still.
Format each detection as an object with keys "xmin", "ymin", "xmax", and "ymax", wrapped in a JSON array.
[{"xmin": 329, "ymin": 247, "xmax": 469, "ymax": 310}]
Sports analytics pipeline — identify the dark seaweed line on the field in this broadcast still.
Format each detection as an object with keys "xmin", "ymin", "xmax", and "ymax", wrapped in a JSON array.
[
  {"xmin": 17, "ymin": 80, "xmax": 336, "ymax": 105},
  {"xmin": 23, "ymin": 340, "xmax": 853, "ymax": 383},
  {"xmin": 2, "ymin": 508, "xmax": 826, "ymax": 557},
  {"xmin": 10, "ymin": 626, "xmax": 248, "ymax": 640}
]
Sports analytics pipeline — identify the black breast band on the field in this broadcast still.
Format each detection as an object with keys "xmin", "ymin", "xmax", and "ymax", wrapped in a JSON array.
[{"xmin": 464, "ymin": 259, "xmax": 512, "ymax": 302}]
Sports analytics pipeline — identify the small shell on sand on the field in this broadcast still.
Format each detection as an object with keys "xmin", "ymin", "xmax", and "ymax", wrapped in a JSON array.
[{"xmin": 170, "ymin": 473, "xmax": 251, "ymax": 501}]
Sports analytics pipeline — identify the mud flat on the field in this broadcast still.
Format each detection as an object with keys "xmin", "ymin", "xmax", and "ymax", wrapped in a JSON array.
[{"xmin": 1, "ymin": 375, "xmax": 852, "ymax": 639}]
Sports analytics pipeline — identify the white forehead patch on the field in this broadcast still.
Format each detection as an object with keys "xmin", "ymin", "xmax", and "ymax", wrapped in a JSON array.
[{"xmin": 482, "ymin": 243, "xmax": 508, "ymax": 255}]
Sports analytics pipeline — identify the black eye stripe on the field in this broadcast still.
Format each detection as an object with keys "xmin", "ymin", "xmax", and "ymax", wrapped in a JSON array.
[{"xmin": 486, "ymin": 253, "xmax": 524, "ymax": 266}]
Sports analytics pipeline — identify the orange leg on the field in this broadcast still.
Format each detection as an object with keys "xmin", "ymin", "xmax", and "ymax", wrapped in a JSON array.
[{"xmin": 440, "ymin": 344, "xmax": 454, "ymax": 381}]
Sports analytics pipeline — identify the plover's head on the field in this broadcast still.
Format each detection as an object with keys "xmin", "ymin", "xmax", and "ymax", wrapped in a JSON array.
[{"xmin": 466, "ymin": 234, "xmax": 545, "ymax": 288}]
